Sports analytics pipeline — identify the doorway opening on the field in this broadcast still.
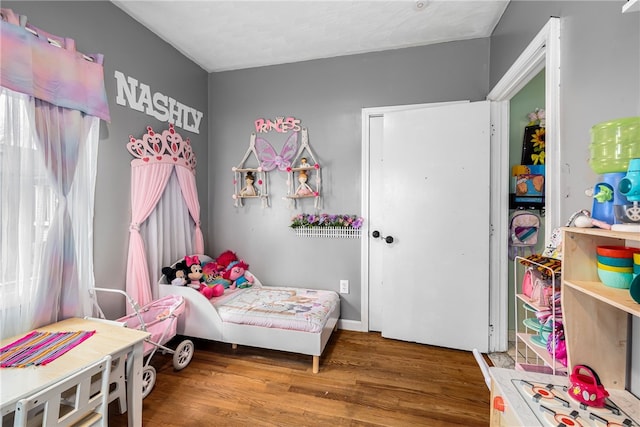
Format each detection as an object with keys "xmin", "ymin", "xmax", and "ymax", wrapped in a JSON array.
[
  {"xmin": 486, "ymin": 17, "xmax": 560, "ymax": 352},
  {"xmin": 360, "ymin": 17, "xmax": 561, "ymax": 353}
]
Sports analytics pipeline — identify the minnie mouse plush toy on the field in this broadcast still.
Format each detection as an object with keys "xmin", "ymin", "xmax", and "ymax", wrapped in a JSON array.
[{"xmin": 185, "ymin": 255, "xmax": 222, "ymax": 299}]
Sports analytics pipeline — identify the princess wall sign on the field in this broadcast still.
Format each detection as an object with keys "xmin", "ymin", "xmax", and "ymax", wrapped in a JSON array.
[{"xmin": 254, "ymin": 117, "xmax": 301, "ymax": 134}]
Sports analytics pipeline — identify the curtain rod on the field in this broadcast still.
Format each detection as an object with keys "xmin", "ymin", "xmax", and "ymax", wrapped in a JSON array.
[{"xmin": 23, "ymin": 24, "xmax": 95, "ymax": 62}]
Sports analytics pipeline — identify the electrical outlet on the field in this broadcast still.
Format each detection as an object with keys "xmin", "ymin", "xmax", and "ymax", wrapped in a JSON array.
[{"xmin": 339, "ymin": 279, "xmax": 349, "ymax": 294}]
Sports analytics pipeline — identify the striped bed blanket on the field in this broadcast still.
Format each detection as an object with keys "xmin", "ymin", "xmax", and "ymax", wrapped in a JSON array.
[{"xmin": 0, "ymin": 330, "xmax": 95, "ymax": 368}]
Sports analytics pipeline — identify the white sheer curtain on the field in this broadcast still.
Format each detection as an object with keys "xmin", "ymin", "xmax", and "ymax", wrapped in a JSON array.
[
  {"xmin": 0, "ymin": 87, "xmax": 99, "ymax": 339},
  {"xmin": 140, "ymin": 170, "xmax": 194, "ymax": 300}
]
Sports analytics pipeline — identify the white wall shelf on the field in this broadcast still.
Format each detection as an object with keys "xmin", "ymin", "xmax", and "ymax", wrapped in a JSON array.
[{"xmin": 293, "ymin": 227, "xmax": 361, "ymax": 239}]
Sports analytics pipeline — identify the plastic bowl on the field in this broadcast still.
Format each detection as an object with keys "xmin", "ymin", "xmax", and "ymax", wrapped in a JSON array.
[
  {"xmin": 631, "ymin": 275, "xmax": 640, "ymax": 303},
  {"xmin": 596, "ymin": 245, "xmax": 639, "ymax": 258},
  {"xmin": 597, "ymin": 268, "xmax": 633, "ymax": 289},
  {"xmin": 634, "ymin": 252, "xmax": 640, "ymax": 265},
  {"xmin": 597, "ymin": 262, "xmax": 633, "ymax": 273},
  {"xmin": 597, "ymin": 254, "xmax": 634, "ymax": 267}
]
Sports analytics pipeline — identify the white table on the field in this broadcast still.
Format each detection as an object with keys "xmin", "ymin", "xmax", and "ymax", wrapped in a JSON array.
[{"xmin": 0, "ymin": 317, "xmax": 150, "ymax": 426}]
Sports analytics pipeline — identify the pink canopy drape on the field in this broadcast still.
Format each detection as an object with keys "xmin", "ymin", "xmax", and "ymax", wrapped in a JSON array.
[
  {"xmin": 125, "ymin": 125, "xmax": 201, "ymax": 310},
  {"xmin": 125, "ymin": 163, "xmax": 173, "ymax": 309},
  {"xmin": 176, "ymin": 166, "xmax": 204, "ymax": 254}
]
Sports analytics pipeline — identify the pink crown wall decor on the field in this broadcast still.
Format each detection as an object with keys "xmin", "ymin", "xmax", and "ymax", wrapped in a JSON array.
[{"xmin": 126, "ymin": 123, "xmax": 197, "ymax": 171}]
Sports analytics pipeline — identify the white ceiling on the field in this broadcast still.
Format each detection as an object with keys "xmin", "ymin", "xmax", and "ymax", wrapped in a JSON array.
[{"xmin": 112, "ymin": 0, "xmax": 510, "ymax": 73}]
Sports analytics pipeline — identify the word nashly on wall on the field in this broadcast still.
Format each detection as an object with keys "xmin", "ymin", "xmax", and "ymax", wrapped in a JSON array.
[{"xmin": 114, "ymin": 71, "xmax": 203, "ymax": 134}]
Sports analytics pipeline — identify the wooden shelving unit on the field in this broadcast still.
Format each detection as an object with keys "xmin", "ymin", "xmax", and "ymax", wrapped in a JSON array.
[{"xmin": 561, "ymin": 227, "xmax": 640, "ymax": 390}]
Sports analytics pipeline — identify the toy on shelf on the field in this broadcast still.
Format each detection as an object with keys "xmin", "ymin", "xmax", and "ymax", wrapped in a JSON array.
[
  {"xmin": 239, "ymin": 171, "xmax": 258, "ymax": 197},
  {"xmin": 299, "ymin": 157, "xmax": 312, "ymax": 168},
  {"xmin": 295, "ymin": 169, "xmax": 315, "ymax": 196},
  {"xmin": 232, "ymin": 133, "xmax": 269, "ymax": 207},
  {"xmin": 588, "ymin": 117, "xmax": 640, "ymax": 229},
  {"xmin": 612, "ymin": 158, "xmax": 640, "ymax": 232},
  {"xmin": 284, "ymin": 128, "xmax": 322, "ymax": 208}
]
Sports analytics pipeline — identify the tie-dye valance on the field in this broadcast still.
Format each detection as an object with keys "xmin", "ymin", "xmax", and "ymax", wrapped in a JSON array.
[{"xmin": 0, "ymin": 8, "xmax": 110, "ymax": 122}]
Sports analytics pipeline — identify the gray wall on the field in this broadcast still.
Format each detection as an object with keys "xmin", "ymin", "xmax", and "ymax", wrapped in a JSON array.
[
  {"xmin": 4, "ymin": 1, "xmax": 209, "ymax": 317},
  {"xmin": 491, "ymin": 0, "xmax": 640, "ymax": 220},
  {"xmin": 208, "ymin": 40, "xmax": 491, "ymax": 321}
]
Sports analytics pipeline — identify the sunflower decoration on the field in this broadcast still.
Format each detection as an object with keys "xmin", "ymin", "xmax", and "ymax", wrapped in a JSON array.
[
  {"xmin": 528, "ymin": 108, "xmax": 546, "ymax": 165},
  {"xmin": 530, "ymin": 127, "xmax": 546, "ymax": 164}
]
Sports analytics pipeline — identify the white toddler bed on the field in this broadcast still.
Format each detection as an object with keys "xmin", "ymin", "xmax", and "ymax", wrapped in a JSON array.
[{"xmin": 158, "ymin": 256, "xmax": 340, "ymax": 373}]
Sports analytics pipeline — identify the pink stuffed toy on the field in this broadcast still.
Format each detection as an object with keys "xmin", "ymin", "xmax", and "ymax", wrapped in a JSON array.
[
  {"xmin": 185, "ymin": 255, "xmax": 222, "ymax": 299},
  {"xmin": 201, "ymin": 262, "xmax": 226, "ymax": 297},
  {"xmin": 216, "ymin": 250, "xmax": 254, "ymax": 289},
  {"xmin": 215, "ymin": 250, "xmax": 238, "ymax": 270},
  {"xmin": 222, "ymin": 260, "xmax": 254, "ymax": 289}
]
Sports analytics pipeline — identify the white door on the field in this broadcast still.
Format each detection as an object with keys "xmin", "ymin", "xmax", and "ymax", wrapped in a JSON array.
[{"xmin": 370, "ymin": 101, "xmax": 491, "ymax": 352}]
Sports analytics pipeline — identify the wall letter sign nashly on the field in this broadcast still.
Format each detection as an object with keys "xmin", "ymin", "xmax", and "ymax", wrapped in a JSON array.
[{"xmin": 114, "ymin": 70, "xmax": 203, "ymax": 134}]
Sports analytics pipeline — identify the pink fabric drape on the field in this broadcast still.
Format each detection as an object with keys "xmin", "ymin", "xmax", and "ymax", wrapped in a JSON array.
[
  {"xmin": 1, "ymin": 8, "xmax": 107, "ymax": 336},
  {"xmin": 175, "ymin": 167, "xmax": 204, "ymax": 254},
  {"xmin": 0, "ymin": 8, "xmax": 110, "ymax": 122},
  {"xmin": 125, "ymin": 163, "xmax": 173, "ymax": 311},
  {"xmin": 126, "ymin": 125, "xmax": 201, "ymax": 310}
]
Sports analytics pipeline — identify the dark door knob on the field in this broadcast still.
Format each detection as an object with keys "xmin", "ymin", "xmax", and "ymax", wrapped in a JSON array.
[{"xmin": 372, "ymin": 230, "xmax": 393, "ymax": 244}]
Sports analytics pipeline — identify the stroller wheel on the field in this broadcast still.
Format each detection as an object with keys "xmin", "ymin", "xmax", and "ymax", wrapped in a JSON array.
[
  {"xmin": 173, "ymin": 339, "xmax": 194, "ymax": 370},
  {"xmin": 141, "ymin": 366, "xmax": 156, "ymax": 399}
]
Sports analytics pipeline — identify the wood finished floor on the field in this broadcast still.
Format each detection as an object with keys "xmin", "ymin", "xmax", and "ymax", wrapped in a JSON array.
[{"xmin": 109, "ymin": 330, "xmax": 492, "ymax": 426}]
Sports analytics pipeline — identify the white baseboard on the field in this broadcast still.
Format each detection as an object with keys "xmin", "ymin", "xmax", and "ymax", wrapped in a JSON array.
[{"xmin": 338, "ymin": 319, "xmax": 363, "ymax": 331}]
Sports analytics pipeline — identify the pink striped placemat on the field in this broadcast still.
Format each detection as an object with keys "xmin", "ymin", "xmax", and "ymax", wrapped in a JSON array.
[{"xmin": 0, "ymin": 330, "xmax": 96, "ymax": 367}]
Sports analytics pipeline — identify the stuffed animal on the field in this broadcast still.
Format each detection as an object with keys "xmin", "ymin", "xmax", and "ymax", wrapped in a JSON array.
[
  {"xmin": 223, "ymin": 260, "xmax": 254, "ymax": 289},
  {"xmin": 215, "ymin": 250, "xmax": 239, "ymax": 270},
  {"xmin": 184, "ymin": 255, "xmax": 220, "ymax": 299},
  {"xmin": 216, "ymin": 250, "xmax": 254, "ymax": 289},
  {"xmin": 185, "ymin": 255, "xmax": 204, "ymax": 288},
  {"xmin": 201, "ymin": 262, "xmax": 229, "ymax": 297},
  {"xmin": 162, "ymin": 261, "xmax": 188, "ymax": 286}
]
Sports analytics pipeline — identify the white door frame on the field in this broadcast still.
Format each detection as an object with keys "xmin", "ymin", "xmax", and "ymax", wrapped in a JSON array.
[
  {"xmin": 486, "ymin": 17, "xmax": 561, "ymax": 352},
  {"xmin": 359, "ymin": 18, "xmax": 561, "ymax": 353}
]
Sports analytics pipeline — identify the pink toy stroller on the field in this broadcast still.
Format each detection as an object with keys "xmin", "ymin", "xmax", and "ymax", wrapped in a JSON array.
[{"xmin": 90, "ymin": 288, "xmax": 194, "ymax": 398}]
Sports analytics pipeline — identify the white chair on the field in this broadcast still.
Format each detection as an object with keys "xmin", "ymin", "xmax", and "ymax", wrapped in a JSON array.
[
  {"xmin": 91, "ymin": 353, "xmax": 127, "ymax": 414},
  {"xmin": 82, "ymin": 317, "xmax": 127, "ymax": 414},
  {"xmin": 13, "ymin": 355, "xmax": 112, "ymax": 427}
]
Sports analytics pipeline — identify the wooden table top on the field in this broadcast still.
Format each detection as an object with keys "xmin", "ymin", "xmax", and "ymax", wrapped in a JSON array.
[{"xmin": 0, "ymin": 317, "xmax": 149, "ymax": 412}]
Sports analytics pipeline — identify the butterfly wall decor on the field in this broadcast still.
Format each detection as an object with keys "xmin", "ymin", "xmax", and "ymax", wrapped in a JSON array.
[{"xmin": 255, "ymin": 131, "xmax": 299, "ymax": 172}]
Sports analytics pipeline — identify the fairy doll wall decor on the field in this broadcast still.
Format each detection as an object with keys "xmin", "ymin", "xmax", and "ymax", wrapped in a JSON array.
[{"xmin": 235, "ymin": 117, "xmax": 322, "ymax": 208}]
